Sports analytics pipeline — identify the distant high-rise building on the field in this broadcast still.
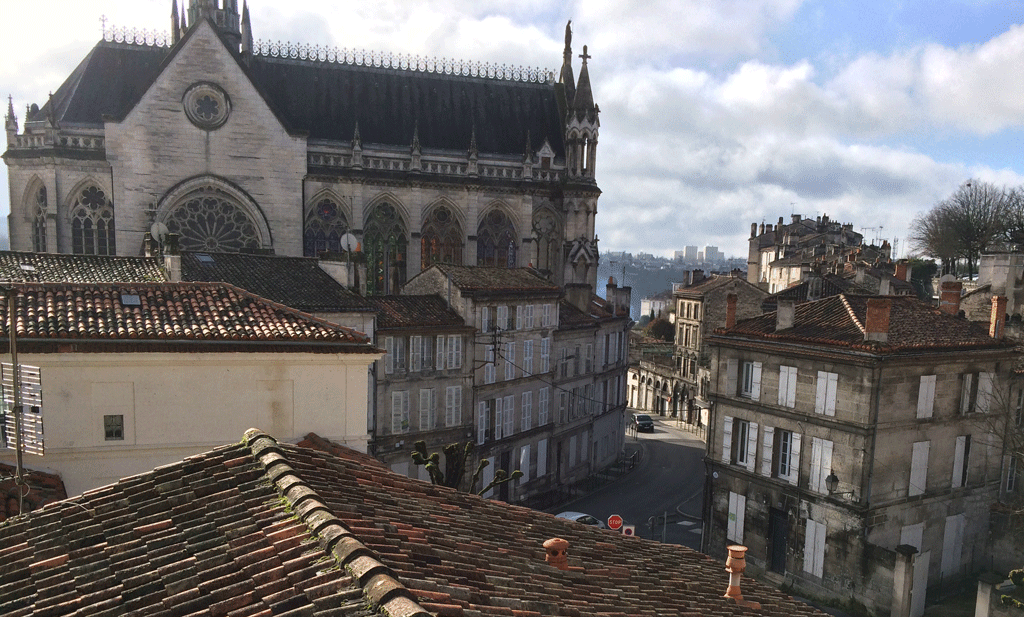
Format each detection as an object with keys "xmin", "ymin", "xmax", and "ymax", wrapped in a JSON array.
[
  {"xmin": 703, "ymin": 246, "xmax": 724, "ymax": 262},
  {"xmin": 684, "ymin": 246, "xmax": 698, "ymax": 261}
]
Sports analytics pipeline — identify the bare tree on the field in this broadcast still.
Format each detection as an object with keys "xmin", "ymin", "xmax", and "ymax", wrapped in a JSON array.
[
  {"xmin": 910, "ymin": 180, "xmax": 1005, "ymax": 278},
  {"xmin": 1000, "ymin": 186, "xmax": 1024, "ymax": 250}
]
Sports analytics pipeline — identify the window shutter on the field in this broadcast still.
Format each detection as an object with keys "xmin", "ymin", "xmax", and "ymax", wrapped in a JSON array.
[
  {"xmin": 504, "ymin": 395, "xmax": 514, "ymax": 436},
  {"xmin": 395, "ymin": 337, "xmax": 405, "ymax": 370},
  {"xmin": 917, "ymin": 375, "xmax": 936, "ymax": 419},
  {"xmin": 516, "ymin": 305, "xmax": 522, "ymax": 330},
  {"xmin": 978, "ymin": 372, "xmax": 993, "ymax": 413},
  {"xmin": 803, "ymin": 520, "xmax": 816, "ymax": 575},
  {"xmin": 519, "ymin": 444, "xmax": 530, "ymax": 483},
  {"xmin": 726, "ymin": 359, "xmax": 738, "ymax": 396},
  {"xmin": 385, "ymin": 336, "xmax": 394, "ymax": 374},
  {"xmin": 722, "ymin": 416, "xmax": 733, "ymax": 463},
  {"xmin": 815, "ymin": 371, "xmax": 826, "ymax": 414},
  {"xmin": 787, "ymin": 432, "xmax": 801, "ymax": 485},
  {"xmin": 761, "ymin": 426, "xmax": 775, "ymax": 476},
  {"xmin": 728, "ymin": 492, "xmax": 745, "ymax": 544},
  {"xmin": 787, "ymin": 367, "xmax": 797, "ymax": 407},
  {"xmin": 410, "ymin": 336, "xmax": 422, "ymax": 371},
  {"xmin": 910, "ymin": 441, "xmax": 930, "ymax": 496},
  {"xmin": 391, "ymin": 391, "xmax": 403, "ymax": 433},
  {"xmin": 825, "ymin": 373, "xmax": 837, "ymax": 416},
  {"xmin": 537, "ymin": 439, "xmax": 548, "ymax": 477},
  {"xmin": 452, "ymin": 387, "xmax": 462, "ymax": 425},
  {"xmin": 505, "ymin": 342, "xmax": 516, "ymax": 380},
  {"xmin": 746, "ymin": 422, "xmax": 758, "ymax": 472},
  {"xmin": 821, "ymin": 439, "xmax": 833, "ymax": 492},
  {"xmin": 477, "ymin": 402, "xmax": 488, "ymax": 444},
  {"xmin": 778, "ymin": 368, "xmax": 789, "ymax": 407},
  {"xmin": 810, "ymin": 437, "xmax": 822, "ymax": 492},
  {"xmin": 445, "ymin": 387, "xmax": 454, "ymax": 426},
  {"xmin": 960, "ymin": 373, "xmax": 974, "ymax": 414},
  {"xmin": 419, "ymin": 389, "xmax": 431, "ymax": 430},
  {"xmin": 494, "ymin": 398, "xmax": 504, "ymax": 440},
  {"xmin": 436, "ymin": 335, "xmax": 445, "ymax": 370},
  {"xmin": 951, "ymin": 435, "xmax": 966, "ymax": 488},
  {"xmin": 751, "ymin": 362, "xmax": 762, "ymax": 400}
]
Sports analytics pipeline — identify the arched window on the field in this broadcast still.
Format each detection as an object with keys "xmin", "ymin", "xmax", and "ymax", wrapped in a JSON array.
[
  {"xmin": 421, "ymin": 205, "xmax": 463, "ymax": 270},
  {"xmin": 32, "ymin": 185, "xmax": 46, "ymax": 252},
  {"xmin": 164, "ymin": 187, "xmax": 260, "ymax": 253},
  {"xmin": 304, "ymin": 197, "xmax": 349, "ymax": 256},
  {"xmin": 532, "ymin": 210, "xmax": 560, "ymax": 274},
  {"xmin": 476, "ymin": 209, "xmax": 517, "ymax": 268},
  {"xmin": 71, "ymin": 185, "xmax": 115, "ymax": 255},
  {"xmin": 364, "ymin": 202, "xmax": 407, "ymax": 295}
]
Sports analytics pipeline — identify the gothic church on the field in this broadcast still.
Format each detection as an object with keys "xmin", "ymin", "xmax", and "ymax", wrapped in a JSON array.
[{"xmin": 3, "ymin": 1, "xmax": 601, "ymax": 294}]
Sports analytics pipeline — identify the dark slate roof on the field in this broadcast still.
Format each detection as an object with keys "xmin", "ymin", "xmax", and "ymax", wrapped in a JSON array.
[
  {"xmin": 34, "ymin": 39, "xmax": 565, "ymax": 156},
  {"xmin": 367, "ymin": 295, "xmax": 465, "ymax": 329},
  {"xmin": 0, "ymin": 429, "xmax": 827, "ymax": 617},
  {"xmin": 721, "ymin": 294, "xmax": 1014, "ymax": 353},
  {"xmin": 2, "ymin": 282, "xmax": 375, "ymax": 349},
  {"xmin": 0, "ymin": 251, "xmax": 166, "ymax": 283},
  {"xmin": 557, "ymin": 299, "xmax": 593, "ymax": 328},
  {"xmin": 430, "ymin": 264, "xmax": 561, "ymax": 294},
  {"xmin": 179, "ymin": 251, "xmax": 374, "ymax": 312}
]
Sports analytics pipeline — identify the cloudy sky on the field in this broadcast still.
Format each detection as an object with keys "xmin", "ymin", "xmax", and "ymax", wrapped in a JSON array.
[{"xmin": 3, "ymin": 0, "xmax": 1024, "ymax": 258}]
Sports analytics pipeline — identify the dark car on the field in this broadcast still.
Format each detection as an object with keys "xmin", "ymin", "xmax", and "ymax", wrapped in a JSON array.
[{"xmin": 632, "ymin": 413, "xmax": 655, "ymax": 432}]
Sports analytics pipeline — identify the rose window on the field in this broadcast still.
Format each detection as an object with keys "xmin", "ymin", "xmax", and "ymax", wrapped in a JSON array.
[
  {"xmin": 165, "ymin": 189, "xmax": 259, "ymax": 253},
  {"xmin": 182, "ymin": 82, "xmax": 231, "ymax": 130}
]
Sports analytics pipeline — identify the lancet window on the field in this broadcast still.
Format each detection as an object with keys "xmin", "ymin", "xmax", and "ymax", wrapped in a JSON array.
[
  {"xmin": 364, "ymin": 202, "xmax": 408, "ymax": 295},
  {"xmin": 71, "ymin": 185, "xmax": 115, "ymax": 255},
  {"xmin": 532, "ymin": 210, "xmax": 560, "ymax": 274},
  {"xmin": 476, "ymin": 209, "xmax": 517, "ymax": 268},
  {"xmin": 421, "ymin": 205, "xmax": 463, "ymax": 269},
  {"xmin": 304, "ymin": 197, "xmax": 349, "ymax": 256},
  {"xmin": 32, "ymin": 185, "xmax": 46, "ymax": 252}
]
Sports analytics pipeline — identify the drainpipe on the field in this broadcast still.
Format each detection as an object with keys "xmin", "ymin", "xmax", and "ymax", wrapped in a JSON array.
[{"xmin": 864, "ymin": 360, "xmax": 883, "ymax": 524}]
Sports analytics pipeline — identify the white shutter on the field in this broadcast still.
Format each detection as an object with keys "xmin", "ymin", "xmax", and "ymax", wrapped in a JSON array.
[
  {"xmin": 482, "ymin": 307, "xmax": 490, "ymax": 333},
  {"xmin": 519, "ymin": 444, "xmax": 530, "ymax": 483},
  {"xmin": 815, "ymin": 371, "xmax": 827, "ymax": 414},
  {"xmin": 516, "ymin": 305, "xmax": 522, "ymax": 330},
  {"xmin": 494, "ymin": 397, "xmax": 504, "ymax": 440},
  {"xmin": 820, "ymin": 439, "xmax": 833, "ymax": 493},
  {"xmin": 391, "ymin": 391, "xmax": 403, "ymax": 433},
  {"xmin": 787, "ymin": 433, "xmax": 801, "ymax": 485},
  {"xmin": 452, "ymin": 387, "xmax": 462, "ymax": 425},
  {"xmin": 537, "ymin": 439, "xmax": 548, "ymax": 477},
  {"xmin": 778, "ymin": 368, "xmax": 788, "ymax": 406},
  {"xmin": 917, "ymin": 375, "xmax": 936, "ymax": 419},
  {"xmin": 436, "ymin": 335, "xmax": 446, "ymax": 370},
  {"xmin": 960, "ymin": 373, "xmax": 974, "ymax": 414},
  {"xmin": 726, "ymin": 359, "xmax": 738, "ymax": 396},
  {"xmin": 978, "ymin": 372, "xmax": 993, "ymax": 413},
  {"xmin": 521, "ymin": 391, "xmax": 532, "ymax": 431},
  {"xmin": 385, "ymin": 336, "xmax": 394, "ymax": 374},
  {"xmin": 778, "ymin": 366, "xmax": 796, "ymax": 407},
  {"xmin": 504, "ymin": 395, "xmax": 514, "ymax": 436},
  {"xmin": 787, "ymin": 367, "xmax": 797, "ymax": 407},
  {"xmin": 497, "ymin": 306, "xmax": 507, "ymax": 330},
  {"xmin": 750, "ymin": 362, "xmax": 762, "ymax": 400},
  {"xmin": 760, "ymin": 426, "xmax": 774, "ymax": 476},
  {"xmin": 941, "ymin": 514, "xmax": 965, "ymax": 578},
  {"xmin": 505, "ymin": 342, "xmax": 516, "ymax": 380},
  {"xmin": 728, "ymin": 492, "xmax": 745, "ymax": 543},
  {"xmin": 825, "ymin": 373, "xmax": 837, "ymax": 416},
  {"xmin": 419, "ymin": 389, "xmax": 431, "ymax": 430},
  {"xmin": 410, "ymin": 336, "xmax": 422, "ymax": 371},
  {"xmin": 445, "ymin": 387, "xmax": 455, "ymax": 426},
  {"xmin": 746, "ymin": 422, "xmax": 758, "ymax": 472},
  {"xmin": 951, "ymin": 435, "xmax": 966, "ymax": 488},
  {"xmin": 804, "ymin": 519, "xmax": 826, "ymax": 578},
  {"xmin": 722, "ymin": 416, "xmax": 733, "ymax": 463},
  {"xmin": 910, "ymin": 441, "xmax": 930, "ymax": 496},
  {"xmin": 477, "ymin": 401, "xmax": 488, "ymax": 444},
  {"xmin": 810, "ymin": 437, "xmax": 822, "ymax": 492}
]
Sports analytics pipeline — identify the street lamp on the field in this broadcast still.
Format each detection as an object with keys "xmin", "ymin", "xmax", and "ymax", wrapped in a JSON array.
[{"xmin": 825, "ymin": 472, "xmax": 855, "ymax": 499}]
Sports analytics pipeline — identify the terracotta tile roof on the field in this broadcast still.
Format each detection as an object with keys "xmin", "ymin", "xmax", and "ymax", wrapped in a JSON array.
[
  {"xmin": 720, "ymin": 294, "xmax": 1014, "ymax": 352},
  {"xmin": 674, "ymin": 274, "xmax": 760, "ymax": 298},
  {"xmin": 1, "ymin": 282, "xmax": 376, "ymax": 350},
  {"xmin": 430, "ymin": 265, "xmax": 561, "ymax": 294},
  {"xmin": 180, "ymin": 251, "xmax": 374, "ymax": 312},
  {"xmin": 761, "ymin": 274, "xmax": 867, "ymax": 311},
  {"xmin": 558, "ymin": 299, "xmax": 595, "ymax": 328},
  {"xmin": 0, "ymin": 251, "xmax": 166, "ymax": 283},
  {"xmin": 0, "ymin": 430, "xmax": 826, "ymax": 617},
  {"xmin": 297, "ymin": 433, "xmax": 389, "ymax": 470},
  {"xmin": 367, "ymin": 295, "xmax": 466, "ymax": 329}
]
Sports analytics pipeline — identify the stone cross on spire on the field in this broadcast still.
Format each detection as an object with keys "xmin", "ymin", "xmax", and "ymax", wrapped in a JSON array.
[{"xmin": 579, "ymin": 45, "xmax": 591, "ymax": 66}]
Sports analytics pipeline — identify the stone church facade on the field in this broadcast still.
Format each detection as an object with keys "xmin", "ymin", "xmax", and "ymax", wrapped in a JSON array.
[{"xmin": 3, "ymin": 1, "xmax": 601, "ymax": 294}]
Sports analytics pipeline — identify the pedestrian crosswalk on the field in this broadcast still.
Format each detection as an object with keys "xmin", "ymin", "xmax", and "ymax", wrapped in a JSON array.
[{"xmin": 676, "ymin": 520, "xmax": 703, "ymax": 534}]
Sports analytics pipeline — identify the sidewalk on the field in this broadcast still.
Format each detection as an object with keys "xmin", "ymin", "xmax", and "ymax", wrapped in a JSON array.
[{"xmin": 526, "ymin": 440, "xmax": 644, "ymax": 513}]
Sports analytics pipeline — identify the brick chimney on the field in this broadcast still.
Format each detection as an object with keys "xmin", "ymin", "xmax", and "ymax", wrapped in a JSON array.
[
  {"xmin": 938, "ymin": 279, "xmax": 963, "ymax": 315},
  {"xmin": 776, "ymin": 298, "xmax": 795, "ymax": 331},
  {"xmin": 895, "ymin": 261, "xmax": 910, "ymax": 282},
  {"xmin": 726, "ymin": 293, "xmax": 738, "ymax": 329},
  {"xmin": 991, "ymin": 295, "xmax": 1008, "ymax": 339},
  {"xmin": 864, "ymin": 297, "xmax": 892, "ymax": 343}
]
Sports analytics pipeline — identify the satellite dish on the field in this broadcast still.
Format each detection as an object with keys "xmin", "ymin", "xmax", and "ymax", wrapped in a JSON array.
[
  {"xmin": 150, "ymin": 222, "xmax": 169, "ymax": 243},
  {"xmin": 340, "ymin": 232, "xmax": 358, "ymax": 252}
]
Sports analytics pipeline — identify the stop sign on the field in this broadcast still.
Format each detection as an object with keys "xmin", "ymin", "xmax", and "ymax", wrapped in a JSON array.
[{"xmin": 607, "ymin": 514, "xmax": 623, "ymax": 530}]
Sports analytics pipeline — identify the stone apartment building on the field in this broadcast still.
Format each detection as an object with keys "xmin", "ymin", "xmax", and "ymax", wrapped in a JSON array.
[
  {"xmin": 404, "ymin": 264, "xmax": 630, "ymax": 503},
  {"xmin": 674, "ymin": 272, "xmax": 767, "ymax": 421},
  {"xmin": 366, "ymin": 295, "xmax": 475, "ymax": 476},
  {"xmin": 704, "ymin": 293, "xmax": 1017, "ymax": 617}
]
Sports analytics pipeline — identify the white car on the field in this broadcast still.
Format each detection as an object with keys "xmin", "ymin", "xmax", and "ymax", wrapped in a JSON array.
[{"xmin": 555, "ymin": 511, "xmax": 607, "ymax": 529}]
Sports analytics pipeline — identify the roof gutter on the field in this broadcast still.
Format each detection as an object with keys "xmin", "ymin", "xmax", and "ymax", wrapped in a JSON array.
[{"xmin": 4, "ymin": 337, "xmax": 382, "ymax": 352}]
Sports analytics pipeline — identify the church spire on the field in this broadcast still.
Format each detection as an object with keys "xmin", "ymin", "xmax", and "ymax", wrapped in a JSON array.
[
  {"xmin": 5, "ymin": 95, "xmax": 18, "ymax": 135},
  {"xmin": 572, "ymin": 45, "xmax": 595, "ymax": 113},
  {"xmin": 240, "ymin": 2, "xmax": 253, "ymax": 55},
  {"xmin": 171, "ymin": 0, "xmax": 181, "ymax": 44},
  {"xmin": 559, "ymin": 20, "xmax": 575, "ymax": 104},
  {"xmin": 187, "ymin": 0, "xmax": 241, "ymax": 50}
]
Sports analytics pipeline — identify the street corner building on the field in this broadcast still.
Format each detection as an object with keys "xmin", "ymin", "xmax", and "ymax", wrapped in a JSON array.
[
  {"xmin": 3, "ymin": 0, "xmax": 602, "ymax": 295},
  {"xmin": 704, "ymin": 292, "xmax": 1019, "ymax": 616},
  {"xmin": 0, "ymin": 429, "xmax": 831, "ymax": 617}
]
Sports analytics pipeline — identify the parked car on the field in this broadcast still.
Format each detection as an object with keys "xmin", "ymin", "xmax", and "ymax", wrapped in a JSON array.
[
  {"xmin": 631, "ymin": 413, "xmax": 655, "ymax": 432},
  {"xmin": 555, "ymin": 511, "xmax": 607, "ymax": 529}
]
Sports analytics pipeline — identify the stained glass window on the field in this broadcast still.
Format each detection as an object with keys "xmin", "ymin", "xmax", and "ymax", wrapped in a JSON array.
[
  {"xmin": 164, "ymin": 188, "xmax": 259, "ymax": 253},
  {"xmin": 364, "ymin": 202, "xmax": 407, "ymax": 295},
  {"xmin": 32, "ymin": 185, "xmax": 46, "ymax": 252},
  {"xmin": 477, "ymin": 208, "xmax": 517, "ymax": 268},
  {"xmin": 421, "ymin": 205, "xmax": 463, "ymax": 269},
  {"xmin": 71, "ymin": 185, "xmax": 115, "ymax": 255},
  {"xmin": 304, "ymin": 197, "xmax": 349, "ymax": 256}
]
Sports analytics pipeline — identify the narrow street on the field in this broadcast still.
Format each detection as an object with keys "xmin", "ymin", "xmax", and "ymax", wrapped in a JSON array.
[{"xmin": 557, "ymin": 414, "xmax": 707, "ymax": 550}]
